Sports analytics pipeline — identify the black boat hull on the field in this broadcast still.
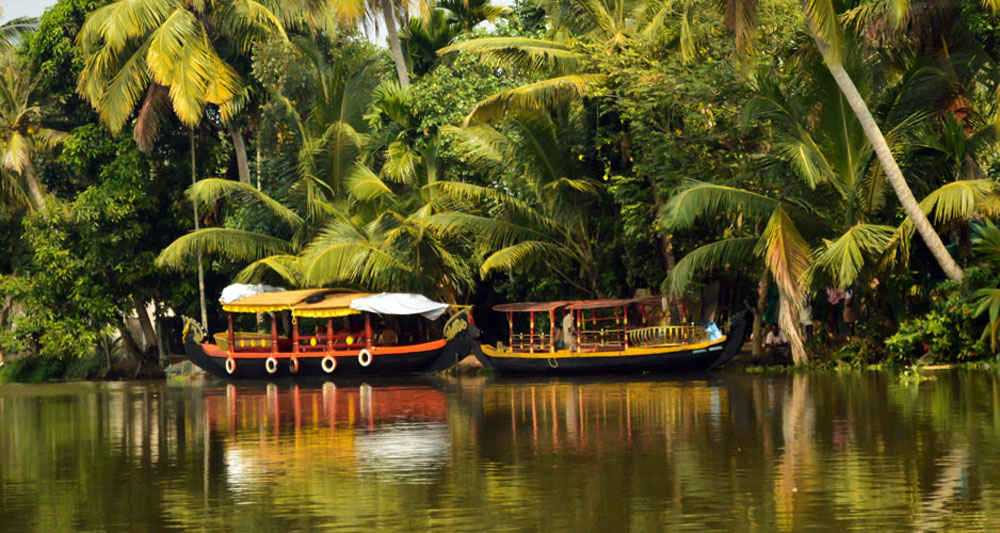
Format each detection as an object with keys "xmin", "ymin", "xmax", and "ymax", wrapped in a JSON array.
[{"xmin": 474, "ymin": 311, "xmax": 750, "ymax": 375}]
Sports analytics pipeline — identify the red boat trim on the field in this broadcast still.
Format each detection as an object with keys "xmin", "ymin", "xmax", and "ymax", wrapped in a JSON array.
[{"xmin": 201, "ymin": 338, "xmax": 447, "ymax": 358}]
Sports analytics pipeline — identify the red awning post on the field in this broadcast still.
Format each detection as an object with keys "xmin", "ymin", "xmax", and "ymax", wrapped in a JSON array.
[
  {"xmin": 529, "ymin": 311, "xmax": 535, "ymax": 354},
  {"xmin": 508, "ymin": 312, "xmax": 513, "ymax": 351},
  {"xmin": 227, "ymin": 313, "xmax": 235, "ymax": 355},
  {"xmin": 364, "ymin": 313, "xmax": 373, "ymax": 350},
  {"xmin": 622, "ymin": 305, "xmax": 629, "ymax": 349},
  {"xmin": 270, "ymin": 313, "xmax": 279, "ymax": 354},
  {"xmin": 553, "ymin": 312, "xmax": 558, "ymax": 350},
  {"xmin": 574, "ymin": 309, "xmax": 579, "ymax": 352},
  {"xmin": 327, "ymin": 317, "xmax": 334, "ymax": 352},
  {"xmin": 292, "ymin": 315, "xmax": 300, "ymax": 354}
]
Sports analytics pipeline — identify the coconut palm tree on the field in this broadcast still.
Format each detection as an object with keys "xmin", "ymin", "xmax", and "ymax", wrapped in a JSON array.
[
  {"xmin": 156, "ymin": 42, "xmax": 379, "ymax": 285},
  {"xmin": 0, "ymin": 49, "xmax": 67, "ymax": 211},
  {"xmin": 662, "ymin": 55, "xmax": 998, "ymax": 365},
  {"xmin": 74, "ymin": 0, "xmax": 338, "ymax": 182},
  {"xmin": 443, "ymin": 0, "xmax": 967, "ymax": 282},
  {"xmin": 401, "ymin": 9, "xmax": 461, "ymax": 77},
  {"xmin": 301, "ymin": 137, "xmax": 477, "ymax": 302},
  {"xmin": 438, "ymin": 0, "xmax": 506, "ymax": 33},
  {"xmin": 430, "ymin": 110, "xmax": 607, "ymax": 295},
  {"xmin": 437, "ymin": 0, "xmax": 696, "ymax": 123}
]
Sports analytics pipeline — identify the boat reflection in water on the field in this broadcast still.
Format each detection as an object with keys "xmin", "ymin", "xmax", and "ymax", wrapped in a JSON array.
[{"xmin": 202, "ymin": 382, "xmax": 452, "ymax": 491}]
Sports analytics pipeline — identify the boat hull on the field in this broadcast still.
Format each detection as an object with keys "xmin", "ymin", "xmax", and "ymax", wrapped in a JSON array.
[
  {"xmin": 182, "ymin": 310, "xmax": 480, "ymax": 380},
  {"xmin": 474, "ymin": 311, "xmax": 750, "ymax": 375}
]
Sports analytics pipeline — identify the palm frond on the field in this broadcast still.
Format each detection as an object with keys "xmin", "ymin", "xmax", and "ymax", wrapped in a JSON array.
[
  {"xmin": 918, "ymin": 179, "xmax": 998, "ymax": 225},
  {"xmin": 187, "ymin": 178, "xmax": 303, "ymax": 228},
  {"xmin": 438, "ymin": 36, "xmax": 583, "ymax": 73},
  {"xmin": 813, "ymin": 223, "xmax": 896, "ymax": 288},
  {"xmin": 345, "ymin": 164, "xmax": 394, "ymax": 201},
  {"xmin": 660, "ymin": 180, "xmax": 778, "ymax": 228},
  {"xmin": 666, "ymin": 237, "xmax": 759, "ymax": 295},
  {"xmin": 480, "ymin": 240, "xmax": 570, "ymax": 276},
  {"xmin": 442, "ymin": 123, "xmax": 510, "ymax": 168},
  {"xmin": 234, "ymin": 254, "xmax": 305, "ymax": 287},
  {"xmin": 973, "ymin": 220, "xmax": 1000, "ymax": 266},
  {"xmin": 156, "ymin": 228, "xmax": 295, "ymax": 270},
  {"xmin": 543, "ymin": 177, "xmax": 601, "ymax": 195},
  {"xmin": 0, "ymin": 17, "xmax": 39, "ymax": 47},
  {"xmin": 426, "ymin": 181, "xmax": 560, "ymax": 234},
  {"xmin": 465, "ymin": 74, "xmax": 606, "ymax": 124},
  {"xmin": 2, "ymin": 132, "xmax": 29, "ymax": 174},
  {"xmin": 756, "ymin": 206, "xmax": 811, "ymax": 305},
  {"xmin": 801, "ymin": 0, "xmax": 843, "ymax": 61},
  {"xmin": 973, "ymin": 287, "xmax": 1000, "ymax": 350},
  {"xmin": 421, "ymin": 211, "xmax": 543, "ymax": 251}
]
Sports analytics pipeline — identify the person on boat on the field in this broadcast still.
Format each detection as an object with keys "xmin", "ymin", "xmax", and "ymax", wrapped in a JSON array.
[
  {"xmin": 764, "ymin": 324, "xmax": 790, "ymax": 362},
  {"xmin": 379, "ymin": 328, "xmax": 398, "ymax": 346},
  {"xmin": 562, "ymin": 311, "xmax": 577, "ymax": 351}
]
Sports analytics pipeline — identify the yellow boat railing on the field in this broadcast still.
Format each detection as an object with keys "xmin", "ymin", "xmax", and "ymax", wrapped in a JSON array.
[
  {"xmin": 214, "ymin": 332, "xmax": 275, "ymax": 352},
  {"xmin": 627, "ymin": 325, "xmax": 708, "ymax": 347}
]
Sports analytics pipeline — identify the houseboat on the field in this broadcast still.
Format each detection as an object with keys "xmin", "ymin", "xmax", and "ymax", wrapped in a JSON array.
[
  {"xmin": 182, "ymin": 289, "xmax": 479, "ymax": 379},
  {"xmin": 474, "ymin": 298, "xmax": 749, "ymax": 374}
]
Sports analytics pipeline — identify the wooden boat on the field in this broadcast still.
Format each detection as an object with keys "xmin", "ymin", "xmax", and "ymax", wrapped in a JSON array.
[
  {"xmin": 182, "ymin": 289, "xmax": 480, "ymax": 380},
  {"xmin": 473, "ymin": 298, "xmax": 749, "ymax": 374}
]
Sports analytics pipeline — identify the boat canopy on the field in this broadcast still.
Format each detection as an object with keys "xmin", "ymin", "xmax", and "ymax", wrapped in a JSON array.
[
  {"xmin": 350, "ymin": 293, "xmax": 451, "ymax": 320},
  {"xmin": 291, "ymin": 292, "xmax": 372, "ymax": 318},
  {"xmin": 493, "ymin": 302, "xmax": 572, "ymax": 313},
  {"xmin": 219, "ymin": 283, "xmax": 285, "ymax": 304},
  {"xmin": 222, "ymin": 289, "xmax": 337, "ymax": 313},
  {"xmin": 565, "ymin": 298, "xmax": 638, "ymax": 311}
]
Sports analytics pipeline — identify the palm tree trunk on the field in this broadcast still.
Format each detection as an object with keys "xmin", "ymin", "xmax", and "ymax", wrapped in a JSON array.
[
  {"xmin": 22, "ymin": 160, "xmax": 46, "ymax": 211},
  {"xmin": 119, "ymin": 318, "xmax": 144, "ymax": 361},
  {"xmin": 191, "ymin": 129, "xmax": 208, "ymax": 330},
  {"xmin": 779, "ymin": 291, "xmax": 808, "ymax": 366},
  {"xmin": 809, "ymin": 34, "xmax": 963, "ymax": 281},
  {"xmin": 381, "ymin": 0, "xmax": 410, "ymax": 88},
  {"xmin": 228, "ymin": 122, "xmax": 250, "ymax": 184},
  {"xmin": 133, "ymin": 294, "xmax": 159, "ymax": 356},
  {"xmin": 751, "ymin": 272, "xmax": 768, "ymax": 360}
]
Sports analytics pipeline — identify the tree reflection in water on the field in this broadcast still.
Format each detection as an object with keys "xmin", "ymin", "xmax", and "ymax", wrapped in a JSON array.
[{"xmin": 2, "ymin": 372, "xmax": 1000, "ymax": 530}]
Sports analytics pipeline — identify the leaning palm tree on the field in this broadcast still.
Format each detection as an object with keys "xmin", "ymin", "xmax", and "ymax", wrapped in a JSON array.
[
  {"xmin": 444, "ymin": 0, "xmax": 967, "ymax": 283},
  {"xmin": 662, "ymin": 56, "xmax": 998, "ymax": 365},
  {"xmin": 0, "ymin": 49, "xmax": 67, "ymax": 211}
]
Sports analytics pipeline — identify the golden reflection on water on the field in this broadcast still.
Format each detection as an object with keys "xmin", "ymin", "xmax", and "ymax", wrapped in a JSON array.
[{"xmin": 2, "ymin": 373, "xmax": 1000, "ymax": 531}]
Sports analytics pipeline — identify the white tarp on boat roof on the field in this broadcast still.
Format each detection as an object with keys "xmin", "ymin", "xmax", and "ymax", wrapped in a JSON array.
[
  {"xmin": 219, "ymin": 283, "xmax": 286, "ymax": 304},
  {"xmin": 349, "ymin": 293, "xmax": 450, "ymax": 320}
]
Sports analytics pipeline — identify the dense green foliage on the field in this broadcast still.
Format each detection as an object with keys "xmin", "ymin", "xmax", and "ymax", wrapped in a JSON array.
[{"xmin": 6, "ymin": 0, "xmax": 1000, "ymax": 379}]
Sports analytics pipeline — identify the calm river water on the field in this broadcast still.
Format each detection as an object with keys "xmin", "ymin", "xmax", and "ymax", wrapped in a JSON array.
[{"xmin": 2, "ymin": 371, "xmax": 1000, "ymax": 531}]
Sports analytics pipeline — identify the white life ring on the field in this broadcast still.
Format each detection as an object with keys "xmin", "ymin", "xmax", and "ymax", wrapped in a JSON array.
[
  {"xmin": 225, "ymin": 357, "xmax": 236, "ymax": 375},
  {"xmin": 321, "ymin": 355, "xmax": 337, "ymax": 373},
  {"xmin": 265, "ymin": 357, "xmax": 279, "ymax": 374},
  {"xmin": 358, "ymin": 349, "xmax": 372, "ymax": 367},
  {"xmin": 289, "ymin": 357, "xmax": 299, "ymax": 374}
]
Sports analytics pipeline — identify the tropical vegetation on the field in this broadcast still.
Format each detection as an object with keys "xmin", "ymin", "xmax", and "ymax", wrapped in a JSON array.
[{"xmin": 6, "ymin": 0, "xmax": 1000, "ymax": 380}]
